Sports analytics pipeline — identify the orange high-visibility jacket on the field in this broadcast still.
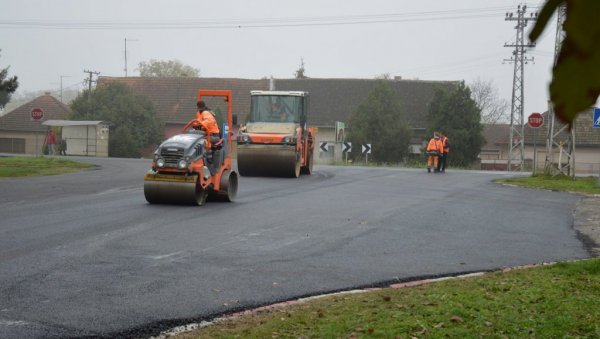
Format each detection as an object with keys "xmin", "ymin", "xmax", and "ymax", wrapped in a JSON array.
[
  {"xmin": 442, "ymin": 136, "xmax": 449, "ymax": 153},
  {"xmin": 196, "ymin": 110, "xmax": 220, "ymax": 136},
  {"xmin": 426, "ymin": 138, "xmax": 443, "ymax": 153}
]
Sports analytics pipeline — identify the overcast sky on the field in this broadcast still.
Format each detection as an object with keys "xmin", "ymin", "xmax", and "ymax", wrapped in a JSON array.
[{"xmin": 1, "ymin": 0, "xmax": 557, "ymax": 116}]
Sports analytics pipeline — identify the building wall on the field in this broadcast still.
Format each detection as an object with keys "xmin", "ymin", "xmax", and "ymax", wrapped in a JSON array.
[
  {"xmin": 61, "ymin": 125, "xmax": 109, "ymax": 157},
  {"xmin": 0, "ymin": 131, "xmax": 46, "ymax": 155}
]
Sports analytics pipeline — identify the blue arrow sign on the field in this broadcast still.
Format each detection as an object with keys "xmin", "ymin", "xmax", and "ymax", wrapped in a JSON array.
[{"xmin": 594, "ymin": 108, "xmax": 600, "ymax": 128}]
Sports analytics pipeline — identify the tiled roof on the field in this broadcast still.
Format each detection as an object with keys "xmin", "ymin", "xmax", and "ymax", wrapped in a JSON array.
[
  {"xmin": 100, "ymin": 77, "xmax": 457, "ymax": 128},
  {"xmin": 97, "ymin": 77, "xmax": 270, "ymax": 124},
  {"xmin": 482, "ymin": 123, "xmax": 510, "ymax": 150},
  {"xmin": 274, "ymin": 78, "xmax": 458, "ymax": 127},
  {"xmin": 523, "ymin": 108, "xmax": 600, "ymax": 146},
  {"xmin": 0, "ymin": 94, "xmax": 71, "ymax": 132}
]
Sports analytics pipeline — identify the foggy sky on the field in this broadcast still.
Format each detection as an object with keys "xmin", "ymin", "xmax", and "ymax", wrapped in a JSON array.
[{"xmin": 1, "ymin": 0, "xmax": 556, "ymax": 115}]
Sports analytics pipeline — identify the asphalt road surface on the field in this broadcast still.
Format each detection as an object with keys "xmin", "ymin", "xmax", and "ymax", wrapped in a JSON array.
[{"xmin": 0, "ymin": 157, "xmax": 590, "ymax": 338}]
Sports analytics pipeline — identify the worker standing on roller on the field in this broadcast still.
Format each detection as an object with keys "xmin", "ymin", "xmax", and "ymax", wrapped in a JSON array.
[
  {"xmin": 195, "ymin": 100, "xmax": 220, "ymax": 150},
  {"xmin": 426, "ymin": 132, "xmax": 443, "ymax": 173}
]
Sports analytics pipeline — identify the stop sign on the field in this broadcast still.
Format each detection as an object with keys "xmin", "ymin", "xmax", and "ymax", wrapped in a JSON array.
[
  {"xmin": 30, "ymin": 107, "xmax": 44, "ymax": 121},
  {"xmin": 528, "ymin": 112, "xmax": 544, "ymax": 128}
]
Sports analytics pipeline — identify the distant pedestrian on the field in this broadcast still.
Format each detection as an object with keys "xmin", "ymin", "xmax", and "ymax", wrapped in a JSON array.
[
  {"xmin": 438, "ymin": 132, "xmax": 450, "ymax": 172},
  {"xmin": 46, "ymin": 130, "xmax": 57, "ymax": 155},
  {"xmin": 426, "ymin": 132, "xmax": 443, "ymax": 173},
  {"xmin": 59, "ymin": 138, "xmax": 67, "ymax": 155}
]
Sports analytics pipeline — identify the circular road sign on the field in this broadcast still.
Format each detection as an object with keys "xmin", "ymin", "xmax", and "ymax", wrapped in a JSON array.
[
  {"xmin": 528, "ymin": 112, "xmax": 544, "ymax": 128},
  {"xmin": 31, "ymin": 107, "xmax": 44, "ymax": 121}
]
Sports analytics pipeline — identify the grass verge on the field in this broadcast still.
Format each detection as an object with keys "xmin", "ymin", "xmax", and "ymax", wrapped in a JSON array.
[
  {"xmin": 0, "ymin": 156, "xmax": 94, "ymax": 177},
  {"xmin": 173, "ymin": 259, "xmax": 600, "ymax": 338},
  {"xmin": 495, "ymin": 174, "xmax": 600, "ymax": 195}
]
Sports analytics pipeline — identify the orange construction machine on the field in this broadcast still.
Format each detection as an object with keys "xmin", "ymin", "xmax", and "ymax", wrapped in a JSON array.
[
  {"xmin": 144, "ymin": 90, "xmax": 238, "ymax": 205},
  {"xmin": 236, "ymin": 91, "xmax": 315, "ymax": 177}
]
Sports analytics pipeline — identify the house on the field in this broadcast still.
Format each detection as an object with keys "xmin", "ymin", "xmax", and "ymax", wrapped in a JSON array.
[
  {"xmin": 99, "ymin": 76, "xmax": 457, "ymax": 162},
  {"xmin": 481, "ymin": 108, "xmax": 600, "ymax": 174},
  {"xmin": 0, "ymin": 93, "xmax": 71, "ymax": 154}
]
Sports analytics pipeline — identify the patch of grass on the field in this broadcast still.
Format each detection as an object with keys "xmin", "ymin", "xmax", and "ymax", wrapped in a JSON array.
[
  {"xmin": 496, "ymin": 174, "xmax": 600, "ymax": 195},
  {"xmin": 176, "ymin": 259, "xmax": 600, "ymax": 338},
  {"xmin": 0, "ymin": 156, "xmax": 94, "ymax": 177}
]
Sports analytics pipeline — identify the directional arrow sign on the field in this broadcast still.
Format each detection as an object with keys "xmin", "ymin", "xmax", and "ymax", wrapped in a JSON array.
[
  {"xmin": 319, "ymin": 142, "xmax": 328, "ymax": 152},
  {"xmin": 362, "ymin": 143, "xmax": 371, "ymax": 154},
  {"xmin": 594, "ymin": 108, "xmax": 600, "ymax": 128},
  {"xmin": 342, "ymin": 142, "xmax": 352, "ymax": 153}
]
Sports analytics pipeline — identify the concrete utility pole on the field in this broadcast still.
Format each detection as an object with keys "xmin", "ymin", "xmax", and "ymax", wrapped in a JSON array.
[
  {"xmin": 504, "ymin": 5, "xmax": 537, "ymax": 172},
  {"xmin": 124, "ymin": 38, "xmax": 138, "ymax": 77},
  {"xmin": 544, "ymin": 4, "xmax": 575, "ymax": 177},
  {"xmin": 60, "ymin": 75, "xmax": 71, "ymax": 103},
  {"xmin": 83, "ymin": 70, "xmax": 100, "ymax": 103}
]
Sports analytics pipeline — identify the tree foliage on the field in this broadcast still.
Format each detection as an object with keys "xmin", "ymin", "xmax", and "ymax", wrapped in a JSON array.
[
  {"xmin": 138, "ymin": 59, "xmax": 199, "ymax": 77},
  {"xmin": 294, "ymin": 58, "xmax": 307, "ymax": 79},
  {"xmin": 469, "ymin": 77, "xmax": 510, "ymax": 124},
  {"xmin": 69, "ymin": 82, "xmax": 163, "ymax": 158},
  {"xmin": 348, "ymin": 80, "xmax": 412, "ymax": 163},
  {"xmin": 427, "ymin": 82, "xmax": 484, "ymax": 167},
  {"xmin": 529, "ymin": 0, "xmax": 600, "ymax": 126},
  {"xmin": 0, "ymin": 50, "xmax": 19, "ymax": 109}
]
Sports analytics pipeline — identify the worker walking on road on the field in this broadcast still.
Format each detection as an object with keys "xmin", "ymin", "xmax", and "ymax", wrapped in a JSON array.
[
  {"xmin": 426, "ymin": 132, "xmax": 443, "ymax": 173},
  {"xmin": 438, "ymin": 132, "xmax": 450, "ymax": 173}
]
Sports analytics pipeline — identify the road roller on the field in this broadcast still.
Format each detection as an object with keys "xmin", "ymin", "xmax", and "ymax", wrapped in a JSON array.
[
  {"xmin": 144, "ymin": 90, "xmax": 238, "ymax": 206},
  {"xmin": 237, "ymin": 91, "xmax": 314, "ymax": 177}
]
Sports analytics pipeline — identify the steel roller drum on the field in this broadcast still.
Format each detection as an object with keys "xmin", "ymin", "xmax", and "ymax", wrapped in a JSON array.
[
  {"xmin": 144, "ymin": 172, "xmax": 207, "ymax": 205},
  {"xmin": 237, "ymin": 144, "xmax": 299, "ymax": 177}
]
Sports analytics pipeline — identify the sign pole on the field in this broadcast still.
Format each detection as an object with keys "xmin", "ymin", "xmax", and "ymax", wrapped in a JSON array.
[{"xmin": 533, "ymin": 128, "xmax": 537, "ymax": 176}]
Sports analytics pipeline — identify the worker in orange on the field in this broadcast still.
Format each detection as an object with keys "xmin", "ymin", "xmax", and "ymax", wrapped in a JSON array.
[
  {"xmin": 426, "ymin": 132, "xmax": 443, "ymax": 173},
  {"xmin": 195, "ymin": 100, "xmax": 220, "ymax": 150},
  {"xmin": 438, "ymin": 132, "xmax": 450, "ymax": 173}
]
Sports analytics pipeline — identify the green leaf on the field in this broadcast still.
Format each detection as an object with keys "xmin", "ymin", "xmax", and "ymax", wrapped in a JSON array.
[{"xmin": 529, "ymin": 0, "xmax": 562, "ymax": 42}]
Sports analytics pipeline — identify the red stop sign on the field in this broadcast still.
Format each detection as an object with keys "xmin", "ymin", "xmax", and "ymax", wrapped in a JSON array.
[
  {"xmin": 31, "ymin": 108, "xmax": 44, "ymax": 121},
  {"xmin": 528, "ymin": 112, "xmax": 544, "ymax": 128}
]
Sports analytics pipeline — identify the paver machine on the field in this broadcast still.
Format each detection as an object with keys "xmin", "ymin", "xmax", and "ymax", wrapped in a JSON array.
[
  {"xmin": 144, "ymin": 89, "xmax": 238, "ymax": 206},
  {"xmin": 236, "ymin": 91, "xmax": 314, "ymax": 177}
]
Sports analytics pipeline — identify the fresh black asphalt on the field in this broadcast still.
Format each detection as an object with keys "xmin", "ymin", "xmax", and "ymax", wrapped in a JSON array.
[{"xmin": 0, "ymin": 157, "xmax": 590, "ymax": 338}]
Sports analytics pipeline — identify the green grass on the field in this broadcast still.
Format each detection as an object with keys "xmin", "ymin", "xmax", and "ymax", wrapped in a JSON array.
[
  {"xmin": 0, "ymin": 156, "xmax": 94, "ymax": 177},
  {"xmin": 176, "ymin": 259, "xmax": 600, "ymax": 338},
  {"xmin": 496, "ymin": 174, "xmax": 600, "ymax": 195}
]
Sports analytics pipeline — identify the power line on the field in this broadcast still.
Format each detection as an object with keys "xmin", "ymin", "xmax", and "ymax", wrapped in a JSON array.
[{"xmin": 0, "ymin": 6, "xmax": 527, "ymax": 30}]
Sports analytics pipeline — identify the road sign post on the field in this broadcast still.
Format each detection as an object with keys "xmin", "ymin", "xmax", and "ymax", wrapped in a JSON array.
[
  {"xmin": 594, "ymin": 108, "xmax": 600, "ymax": 184},
  {"xmin": 31, "ymin": 108, "xmax": 44, "ymax": 157},
  {"xmin": 528, "ymin": 113, "xmax": 544, "ymax": 174},
  {"xmin": 342, "ymin": 142, "xmax": 352, "ymax": 165},
  {"xmin": 362, "ymin": 143, "xmax": 371, "ymax": 163}
]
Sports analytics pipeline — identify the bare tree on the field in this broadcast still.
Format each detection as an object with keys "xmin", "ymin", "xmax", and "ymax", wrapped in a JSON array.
[
  {"xmin": 294, "ymin": 58, "xmax": 307, "ymax": 79},
  {"xmin": 469, "ymin": 78, "xmax": 509, "ymax": 124}
]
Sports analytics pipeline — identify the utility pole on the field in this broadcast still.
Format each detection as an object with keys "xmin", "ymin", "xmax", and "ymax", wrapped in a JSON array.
[
  {"xmin": 124, "ymin": 38, "xmax": 138, "ymax": 77},
  {"xmin": 60, "ymin": 75, "xmax": 71, "ymax": 103},
  {"xmin": 504, "ymin": 5, "xmax": 537, "ymax": 172},
  {"xmin": 83, "ymin": 70, "xmax": 100, "ymax": 103},
  {"xmin": 544, "ymin": 4, "xmax": 575, "ymax": 177}
]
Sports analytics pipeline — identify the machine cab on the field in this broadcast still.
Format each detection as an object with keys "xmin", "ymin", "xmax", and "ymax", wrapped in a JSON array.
[{"xmin": 247, "ymin": 91, "xmax": 308, "ymax": 125}]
